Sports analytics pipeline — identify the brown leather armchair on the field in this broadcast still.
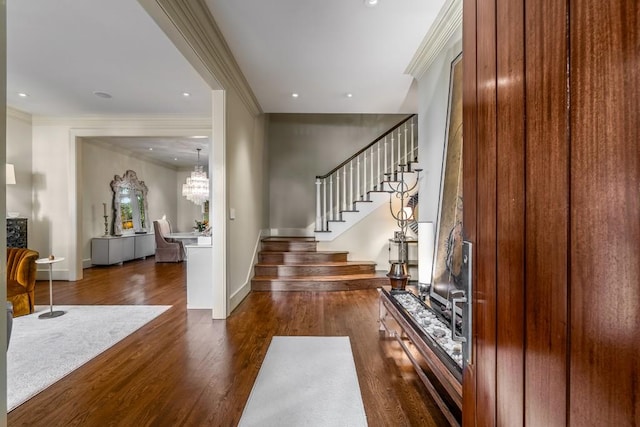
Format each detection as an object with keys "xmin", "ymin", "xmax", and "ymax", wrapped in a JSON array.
[
  {"xmin": 153, "ymin": 220, "xmax": 184, "ymax": 262},
  {"xmin": 6, "ymin": 247, "xmax": 39, "ymax": 317}
]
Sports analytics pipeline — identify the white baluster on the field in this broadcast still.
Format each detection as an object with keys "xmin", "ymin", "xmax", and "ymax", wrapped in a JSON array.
[
  {"xmin": 404, "ymin": 124, "xmax": 408, "ymax": 165},
  {"xmin": 370, "ymin": 147, "xmax": 374, "ymax": 192},
  {"xmin": 343, "ymin": 167, "xmax": 347, "ymax": 211},
  {"xmin": 336, "ymin": 173, "xmax": 341, "ymax": 220},
  {"xmin": 329, "ymin": 176, "xmax": 334, "ymax": 221},
  {"xmin": 377, "ymin": 145, "xmax": 381, "ymax": 191},
  {"xmin": 384, "ymin": 137, "xmax": 388, "ymax": 179},
  {"xmin": 315, "ymin": 178, "xmax": 322, "ymax": 231},
  {"xmin": 349, "ymin": 162, "xmax": 354, "ymax": 209},
  {"xmin": 397, "ymin": 129, "xmax": 401, "ymax": 167},
  {"xmin": 411, "ymin": 118, "xmax": 415, "ymax": 162},
  {"xmin": 390, "ymin": 134, "xmax": 395, "ymax": 174},
  {"xmin": 357, "ymin": 156, "xmax": 361, "ymax": 200},
  {"xmin": 362, "ymin": 153, "xmax": 367, "ymax": 200},
  {"xmin": 322, "ymin": 178, "xmax": 327, "ymax": 230}
]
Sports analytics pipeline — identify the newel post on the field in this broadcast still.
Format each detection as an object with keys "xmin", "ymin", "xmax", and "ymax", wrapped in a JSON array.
[{"xmin": 315, "ymin": 178, "xmax": 323, "ymax": 231}]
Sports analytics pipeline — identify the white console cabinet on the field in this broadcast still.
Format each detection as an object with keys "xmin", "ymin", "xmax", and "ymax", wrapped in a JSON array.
[
  {"xmin": 186, "ymin": 244, "xmax": 213, "ymax": 309},
  {"xmin": 91, "ymin": 234, "xmax": 155, "ymax": 265}
]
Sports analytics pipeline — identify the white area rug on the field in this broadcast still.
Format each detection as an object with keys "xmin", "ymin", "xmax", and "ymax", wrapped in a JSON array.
[
  {"xmin": 239, "ymin": 336, "xmax": 368, "ymax": 427},
  {"xmin": 7, "ymin": 304, "xmax": 171, "ymax": 411}
]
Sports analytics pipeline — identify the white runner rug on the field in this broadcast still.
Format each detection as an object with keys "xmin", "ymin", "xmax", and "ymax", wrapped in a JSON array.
[
  {"xmin": 7, "ymin": 304, "xmax": 170, "ymax": 411},
  {"xmin": 239, "ymin": 336, "xmax": 368, "ymax": 427}
]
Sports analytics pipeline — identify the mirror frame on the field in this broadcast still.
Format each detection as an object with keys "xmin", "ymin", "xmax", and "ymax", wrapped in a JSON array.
[{"xmin": 110, "ymin": 170, "xmax": 149, "ymax": 236}]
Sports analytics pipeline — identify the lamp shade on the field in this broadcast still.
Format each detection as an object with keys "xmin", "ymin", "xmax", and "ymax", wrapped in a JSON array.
[
  {"xmin": 418, "ymin": 221, "xmax": 435, "ymax": 286},
  {"xmin": 6, "ymin": 164, "xmax": 16, "ymax": 185}
]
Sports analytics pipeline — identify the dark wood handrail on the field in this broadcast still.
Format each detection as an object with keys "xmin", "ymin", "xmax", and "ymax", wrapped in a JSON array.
[{"xmin": 315, "ymin": 114, "xmax": 416, "ymax": 179}]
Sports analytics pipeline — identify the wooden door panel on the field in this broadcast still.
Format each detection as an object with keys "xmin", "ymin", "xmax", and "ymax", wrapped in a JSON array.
[
  {"xmin": 495, "ymin": 0, "xmax": 526, "ymax": 424},
  {"xmin": 569, "ymin": 1, "xmax": 640, "ymax": 425},
  {"xmin": 523, "ymin": 0, "xmax": 570, "ymax": 425},
  {"xmin": 474, "ymin": 0, "xmax": 498, "ymax": 425}
]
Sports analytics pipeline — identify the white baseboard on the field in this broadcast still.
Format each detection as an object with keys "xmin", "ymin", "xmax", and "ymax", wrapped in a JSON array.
[
  {"xmin": 229, "ymin": 229, "xmax": 266, "ymax": 313},
  {"xmin": 82, "ymin": 258, "xmax": 92, "ymax": 269},
  {"xmin": 229, "ymin": 283, "xmax": 251, "ymax": 312}
]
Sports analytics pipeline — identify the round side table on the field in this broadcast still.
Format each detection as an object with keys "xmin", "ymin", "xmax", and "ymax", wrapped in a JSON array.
[{"xmin": 35, "ymin": 257, "xmax": 65, "ymax": 319}]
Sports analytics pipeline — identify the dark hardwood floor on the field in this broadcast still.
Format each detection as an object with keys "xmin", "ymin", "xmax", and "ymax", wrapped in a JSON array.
[{"xmin": 8, "ymin": 257, "xmax": 447, "ymax": 426}]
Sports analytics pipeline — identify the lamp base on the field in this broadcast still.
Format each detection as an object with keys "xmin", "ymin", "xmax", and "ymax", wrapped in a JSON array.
[{"xmin": 387, "ymin": 262, "xmax": 410, "ymax": 291}]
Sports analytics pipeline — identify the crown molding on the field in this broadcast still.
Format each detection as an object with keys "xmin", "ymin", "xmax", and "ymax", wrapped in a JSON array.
[
  {"xmin": 7, "ymin": 106, "xmax": 32, "ymax": 123},
  {"xmin": 405, "ymin": 0, "xmax": 463, "ymax": 80},
  {"xmin": 142, "ymin": 0, "xmax": 262, "ymax": 117},
  {"xmin": 84, "ymin": 137, "xmax": 180, "ymax": 171},
  {"xmin": 31, "ymin": 115, "xmax": 212, "ymax": 130}
]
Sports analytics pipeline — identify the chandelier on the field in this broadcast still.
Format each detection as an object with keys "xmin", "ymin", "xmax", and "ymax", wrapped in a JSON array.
[{"xmin": 182, "ymin": 148, "xmax": 209, "ymax": 206}]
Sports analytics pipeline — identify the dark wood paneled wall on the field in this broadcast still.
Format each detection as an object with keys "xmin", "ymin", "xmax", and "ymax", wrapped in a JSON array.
[
  {"xmin": 473, "ymin": 0, "xmax": 498, "ymax": 424},
  {"xmin": 495, "ymin": 0, "xmax": 525, "ymax": 424},
  {"xmin": 524, "ymin": 0, "xmax": 570, "ymax": 425},
  {"xmin": 463, "ymin": 0, "xmax": 639, "ymax": 425},
  {"xmin": 569, "ymin": 1, "xmax": 640, "ymax": 425}
]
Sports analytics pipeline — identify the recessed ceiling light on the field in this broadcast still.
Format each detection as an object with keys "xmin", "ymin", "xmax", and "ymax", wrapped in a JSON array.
[
  {"xmin": 346, "ymin": 93, "xmax": 353, "ymax": 98},
  {"xmin": 292, "ymin": 93, "xmax": 299, "ymax": 98},
  {"xmin": 364, "ymin": 0, "xmax": 378, "ymax": 6},
  {"xmin": 93, "ymin": 91, "xmax": 112, "ymax": 99},
  {"xmin": 182, "ymin": 92, "xmax": 191, "ymax": 97},
  {"xmin": 174, "ymin": 158, "xmax": 178, "ymax": 161},
  {"xmin": 148, "ymin": 147, "xmax": 153, "ymax": 151},
  {"xmin": 18, "ymin": 92, "xmax": 29, "ymax": 98}
]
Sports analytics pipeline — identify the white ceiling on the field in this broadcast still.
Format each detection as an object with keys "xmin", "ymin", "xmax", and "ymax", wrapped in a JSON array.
[
  {"xmin": 7, "ymin": 0, "xmax": 446, "ymax": 167},
  {"xmin": 205, "ymin": 0, "xmax": 445, "ymax": 113}
]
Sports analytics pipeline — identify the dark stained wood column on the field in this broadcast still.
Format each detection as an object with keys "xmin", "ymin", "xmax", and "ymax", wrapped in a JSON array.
[
  {"xmin": 569, "ymin": 1, "xmax": 640, "ymax": 425},
  {"xmin": 495, "ymin": 0, "xmax": 526, "ymax": 423},
  {"xmin": 524, "ymin": 0, "xmax": 570, "ymax": 425},
  {"xmin": 473, "ymin": 0, "xmax": 498, "ymax": 424}
]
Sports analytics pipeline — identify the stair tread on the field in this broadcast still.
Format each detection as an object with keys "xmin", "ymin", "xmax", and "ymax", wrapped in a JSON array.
[
  {"xmin": 258, "ymin": 251, "xmax": 348, "ymax": 254},
  {"xmin": 252, "ymin": 272, "xmax": 388, "ymax": 281},
  {"xmin": 261, "ymin": 236, "xmax": 316, "ymax": 241},
  {"xmin": 255, "ymin": 261, "xmax": 375, "ymax": 267}
]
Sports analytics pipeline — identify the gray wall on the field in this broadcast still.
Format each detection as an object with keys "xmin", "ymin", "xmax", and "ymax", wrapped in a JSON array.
[
  {"xmin": 226, "ymin": 89, "xmax": 268, "ymax": 306},
  {"xmin": 268, "ymin": 113, "xmax": 408, "ymax": 230}
]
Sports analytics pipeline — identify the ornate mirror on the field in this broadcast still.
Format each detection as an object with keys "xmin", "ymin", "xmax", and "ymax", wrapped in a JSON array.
[{"xmin": 110, "ymin": 170, "xmax": 149, "ymax": 235}]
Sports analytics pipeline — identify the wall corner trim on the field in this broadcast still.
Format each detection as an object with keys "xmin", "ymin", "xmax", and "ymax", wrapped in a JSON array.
[{"xmin": 405, "ymin": 0, "xmax": 463, "ymax": 80}]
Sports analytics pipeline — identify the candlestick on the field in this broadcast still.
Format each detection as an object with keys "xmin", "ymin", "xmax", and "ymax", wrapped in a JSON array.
[
  {"xmin": 103, "ymin": 215, "xmax": 109, "ymax": 236},
  {"xmin": 103, "ymin": 202, "xmax": 107, "ymax": 216}
]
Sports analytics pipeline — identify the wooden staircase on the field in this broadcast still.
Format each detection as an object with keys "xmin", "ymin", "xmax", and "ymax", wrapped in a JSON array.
[{"xmin": 251, "ymin": 237, "xmax": 388, "ymax": 291}]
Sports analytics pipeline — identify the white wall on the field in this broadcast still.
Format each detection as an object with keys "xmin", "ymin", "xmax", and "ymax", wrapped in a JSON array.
[
  {"xmin": 30, "ymin": 116, "xmax": 211, "ymax": 280},
  {"xmin": 416, "ymin": 30, "xmax": 463, "ymax": 225},
  {"xmin": 31, "ymin": 124, "xmax": 74, "ymax": 277},
  {"xmin": 416, "ymin": 26, "xmax": 462, "ymax": 284},
  {"xmin": 81, "ymin": 140, "xmax": 178, "ymax": 265},
  {"xmin": 6, "ymin": 109, "xmax": 33, "ymax": 227},
  {"xmin": 226, "ymin": 89, "xmax": 268, "ymax": 310}
]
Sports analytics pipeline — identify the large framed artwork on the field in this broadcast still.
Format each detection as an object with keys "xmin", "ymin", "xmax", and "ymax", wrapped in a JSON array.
[{"xmin": 430, "ymin": 52, "xmax": 463, "ymax": 307}]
